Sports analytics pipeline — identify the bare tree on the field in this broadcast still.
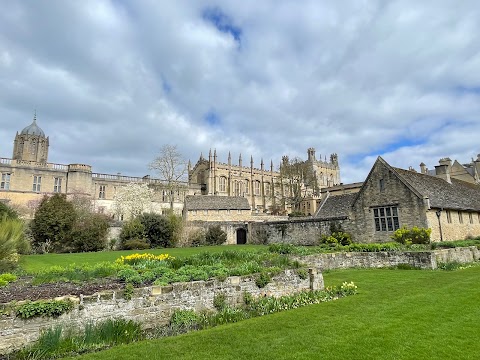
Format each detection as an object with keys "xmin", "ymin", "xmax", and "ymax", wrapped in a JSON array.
[
  {"xmin": 279, "ymin": 156, "xmax": 317, "ymax": 212},
  {"xmin": 149, "ymin": 144, "xmax": 188, "ymax": 209}
]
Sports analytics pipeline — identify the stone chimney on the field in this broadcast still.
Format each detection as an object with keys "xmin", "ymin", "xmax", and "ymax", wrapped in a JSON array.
[
  {"xmin": 438, "ymin": 157, "xmax": 452, "ymax": 167},
  {"xmin": 435, "ymin": 163, "xmax": 451, "ymax": 184},
  {"xmin": 419, "ymin": 162, "xmax": 427, "ymax": 174}
]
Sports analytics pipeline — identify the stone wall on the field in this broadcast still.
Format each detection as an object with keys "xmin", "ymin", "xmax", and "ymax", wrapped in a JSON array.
[
  {"xmin": 434, "ymin": 246, "xmax": 480, "ymax": 264},
  {"xmin": 295, "ymin": 251, "xmax": 436, "ymax": 270},
  {"xmin": 0, "ymin": 269, "xmax": 321, "ymax": 354},
  {"xmin": 249, "ymin": 217, "xmax": 352, "ymax": 245},
  {"xmin": 294, "ymin": 246, "xmax": 480, "ymax": 271}
]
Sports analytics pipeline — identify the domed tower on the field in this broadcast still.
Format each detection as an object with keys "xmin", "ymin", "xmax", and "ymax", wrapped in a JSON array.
[{"xmin": 12, "ymin": 113, "xmax": 49, "ymax": 163}]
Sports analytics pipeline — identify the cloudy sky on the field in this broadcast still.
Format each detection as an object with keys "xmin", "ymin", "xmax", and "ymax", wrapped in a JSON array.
[{"xmin": 1, "ymin": 1, "xmax": 479, "ymax": 183}]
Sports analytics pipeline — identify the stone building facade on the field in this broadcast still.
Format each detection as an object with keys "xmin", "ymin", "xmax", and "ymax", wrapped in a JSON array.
[
  {"xmin": 0, "ymin": 117, "xmax": 187, "ymax": 218},
  {"xmin": 188, "ymin": 148, "xmax": 340, "ymax": 215},
  {"xmin": 316, "ymin": 157, "xmax": 480, "ymax": 242},
  {"xmin": 1, "ymin": 116, "xmax": 341, "ymax": 220}
]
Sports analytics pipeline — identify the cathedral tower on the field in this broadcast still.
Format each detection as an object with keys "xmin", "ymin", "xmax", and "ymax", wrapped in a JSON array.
[{"xmin": 12, "ymin": 113, "xmax": 49, "ymax": 163}]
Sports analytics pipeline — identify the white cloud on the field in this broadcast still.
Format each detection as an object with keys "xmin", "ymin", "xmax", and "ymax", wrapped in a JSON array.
[{"xmin": 0, "ymin": 0, "xmax": 479, "ymax": 184}]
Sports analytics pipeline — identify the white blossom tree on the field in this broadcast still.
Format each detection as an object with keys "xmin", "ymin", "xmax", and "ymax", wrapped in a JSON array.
[{"xmin": 113, "ymin": 182, "xmax": 154, "ymax": 219}]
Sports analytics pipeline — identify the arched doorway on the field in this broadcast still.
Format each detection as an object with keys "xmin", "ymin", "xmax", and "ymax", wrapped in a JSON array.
[{"xmin": 236, "ymin": 228, "xmax": 247, "ymax": 245}]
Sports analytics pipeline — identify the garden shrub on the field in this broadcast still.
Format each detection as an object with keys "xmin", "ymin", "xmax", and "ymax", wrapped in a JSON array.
[
  {"xmin": 268, "ymin": 243, "xmax": 295, "ymax": 254},
  {"xmin": 319, "ymin": 223, "xmax": 353, "ymax": 246},
  {"xmin": 119, "ymin": 218, "xmax": 146, "ymax": 248},
  {"xmin": 255, "ymin": 271, "xmax": 271, "ymax": 288},
  {"xmin": 213, "ymin": 293, "xmax": 227, "ymax": 311},
  {"xmin": 165, "ymin": 210, "xmax": 183, "ymax": 247},
  {"xmin": 170, "ymin": 309, "xmax": 200, "ymax": 327},
  {"xmin": 391, "ymin": 226, "xmax": 431, "ymax": 245},
  {"xmin": 30, "ymin": 194, "xmax": 76, "ymax": 253},
  {"xmin": 123, "ymin": 239, "xmax": 150, "ymax": 250},
  {"xmin": 16, "ymin": 299, "xmax": 75, "ymax": 319},
  {"xmin": 288, "ymin": 211, "xmax": 305, "ymax": 218},
  {"xmin": 137, "ymin": 213, "xmax": 173, "ymax": 248},
  {"xmin": 0, "ymin": 273, "xmax": 17, "ymax": 287},
  {"xmin": 188, "ymin": 228, "xmax": 206, "ymax": 247},
  {"xmin": 205, "ymin": 225, "xmax": 227, "ymax": 245},
  {"xmin": 69, "ymin": 213, "xmax": 110, "ymax": 252}
]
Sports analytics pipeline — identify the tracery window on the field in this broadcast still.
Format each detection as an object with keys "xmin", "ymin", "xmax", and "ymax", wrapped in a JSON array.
[
  {"xmin": 254, "ymin": 181, "xmax": 260, "ymax": 196},
  {"xmin": 264, "ymin": 182, "xmax": 271, "ymax": 196},
  {"xmin": 219, "ymin": 177, "xmax": 227, "ymax": 192},
  {"xmin": 234, "ymin": 181, "xmax": 242, "ymax": 196}
]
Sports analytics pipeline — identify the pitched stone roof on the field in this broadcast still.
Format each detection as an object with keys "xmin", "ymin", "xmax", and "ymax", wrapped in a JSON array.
[
  {"xmin": 185, "ymin": 195, "xmax": 251, "ymax": 210},
  {"xmin": 315, "ymin": 193, "xmax": 357, "ymax": 219},
  {"xmin": 393, "ymin": 167, "xmax": 480, "ymax": 211}
]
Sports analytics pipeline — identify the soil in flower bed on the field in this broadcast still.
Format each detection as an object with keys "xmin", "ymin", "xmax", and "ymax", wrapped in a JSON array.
[{"xmin": 0, "ymin": 278, "xmax": 125, "ymax": 304}]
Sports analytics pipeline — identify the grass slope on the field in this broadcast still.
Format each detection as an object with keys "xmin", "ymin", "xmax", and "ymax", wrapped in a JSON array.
[
  {"xmin": 19, "ymin": 245, "xmax": 266, "ymax": 272},
  {"xmin": 65, "ymin": 266, "xmax": 480, "ymax": 360}
]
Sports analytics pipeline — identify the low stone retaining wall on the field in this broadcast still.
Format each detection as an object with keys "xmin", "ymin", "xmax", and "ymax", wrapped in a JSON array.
[
  {"xmin": 295, "ymin": 246, "xmax": 480, "ymax": 270},
  {"xmin": 434, "ymin": 246, "xmax": 480, "ymax": 264},
  {"xmin": 0, "ymin": 269, "xmax": 322, "ymax": 354}
]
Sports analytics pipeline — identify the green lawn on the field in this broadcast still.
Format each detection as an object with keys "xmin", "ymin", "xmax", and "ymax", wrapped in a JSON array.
[
  {"xmin": 19, "ymin": 245, "xmax": 267, "ymax": 272},
  {"xmin": 64, "ymin": 266, "xmax": 480, "ymax": 360}
]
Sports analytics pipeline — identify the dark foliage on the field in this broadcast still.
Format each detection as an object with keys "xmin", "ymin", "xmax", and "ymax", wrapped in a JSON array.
[
  {"xmin": 30, "ymin": 194, "xmax": 76, "ymax": 253},
  {"xmin": 138, "ymin": 213, "xmax": 174, "ymax": 248},
  {"xmin": 69, "ymin": 213, "xmax": 111, "ymax": 252},
  {"xmin": 205, "ymin": 225, "xmax": 227, "ymax": 245}
]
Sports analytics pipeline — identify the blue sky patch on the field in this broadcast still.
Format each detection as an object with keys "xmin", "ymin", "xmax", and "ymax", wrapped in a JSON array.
[
  {"xmin": 202, "ymin": 7, "xmax": 242, "ymax": 44},
  {"xmin": 161, "ymin": 77, "xmax": 172, "ymax": 94},
  {"xmin": 204, "ymin": 110, "xmax": 221, "ymax": 126}
]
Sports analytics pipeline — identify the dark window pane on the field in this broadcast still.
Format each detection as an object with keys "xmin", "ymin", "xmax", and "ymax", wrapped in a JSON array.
[
  {"xmin": 393, "ymin": 217, "xmax": 399, "ymax": 230},
  {"xmin": 387, "ymin": 218, "xmax": 393, "ymax": 231}
]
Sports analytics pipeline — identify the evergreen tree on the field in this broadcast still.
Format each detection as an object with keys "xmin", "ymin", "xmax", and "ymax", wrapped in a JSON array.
[{"xmin": 30, "ymin": 194, "xmax": 76, "ymax": 253}]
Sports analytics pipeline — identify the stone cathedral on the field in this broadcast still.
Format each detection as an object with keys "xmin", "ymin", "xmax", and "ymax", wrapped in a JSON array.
[{"xmin": 188, "ymin": 148, "xmax": 341, "ymax": 214}]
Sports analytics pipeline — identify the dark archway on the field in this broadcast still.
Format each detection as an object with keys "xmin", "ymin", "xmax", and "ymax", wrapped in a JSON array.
[{"xmin": 236, "ymin": 228, "xmax": 247, "ymax": 245}]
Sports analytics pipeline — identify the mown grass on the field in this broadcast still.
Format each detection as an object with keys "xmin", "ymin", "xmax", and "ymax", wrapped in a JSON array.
[
  {"xmin": 64, "ymin": 266, "xmax": 480, "ymax": 360},
  {"xmin": 18, "ymin": 245, "xmax": 267, "ymax": 273}
]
